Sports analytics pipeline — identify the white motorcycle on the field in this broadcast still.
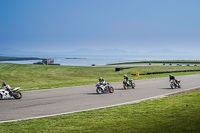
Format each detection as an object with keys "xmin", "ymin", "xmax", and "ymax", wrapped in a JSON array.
[
  {"xmin": 0, "ymin": 87, "xmax": 22, "ymax": 99},
  {"xmin": 96, "ymin": 83, "xmax": 114, "ymax": 94}
]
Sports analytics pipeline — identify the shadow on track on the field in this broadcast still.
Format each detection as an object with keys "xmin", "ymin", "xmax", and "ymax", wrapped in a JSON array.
[
  {"xmin": 160, "ymin": 88, "xmax": 174, "ymax": 90},
  {"xmin": 86, "ymin": 93, "xmax": 100, "ymax": 95}
]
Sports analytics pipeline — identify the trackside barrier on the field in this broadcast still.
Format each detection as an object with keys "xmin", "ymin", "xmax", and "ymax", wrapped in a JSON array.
[
  {"xmin": 132, "ymin": 69, "xmax": 200, "ymax": 75},
  {"xmin": 115, "ymin": 67, "xmax": 134, "ymax": 72}
]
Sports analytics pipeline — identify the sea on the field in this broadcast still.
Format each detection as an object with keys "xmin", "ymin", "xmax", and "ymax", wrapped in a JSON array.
[{"xmin": 1, "ymin": 55, "xmax": 200, "ymax": 66}]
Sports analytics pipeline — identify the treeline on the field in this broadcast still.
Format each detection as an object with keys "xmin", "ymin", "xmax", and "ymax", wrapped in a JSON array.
[
  {"xmin": 131, "ymin": 69, "xmax": 200, "ymax": 75},
  {"xmin": 110, "ymin": 60, "xmax": 200, "ymax": 65},
  {"xmin": 136, "ymin": 61, "xmax": 200, "ymax": 64},
  {"xmin": 0, "ymin": 56, "xmax": 41, "ymax": 61}
]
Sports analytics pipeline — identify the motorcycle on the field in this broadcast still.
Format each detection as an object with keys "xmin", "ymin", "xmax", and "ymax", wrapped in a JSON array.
[
  {"xmin": 96, "ymin": 83, "xmax": 114, "ymax": 94},
  {"xmin": 123, "ymin": 79, "xmax": 135, "ymax": 89},
  {"xmin": 170, "ymin": 79, "xmax": 181, "ymax": 89},
  {"xmin": 0, "ymin": 87, "xmax": 22, "ymax": 99}
]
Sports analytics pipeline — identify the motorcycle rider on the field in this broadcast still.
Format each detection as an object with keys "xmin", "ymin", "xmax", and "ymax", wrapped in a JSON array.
[
  {"xmin": 99, "ymin": 77, "xmax": 107, "ymax": 90},
  {"xmin": 169, "ymin": 74, "xmax": 178, "ymax": 84},
  {"xmin": 2, "ymin": 82, "xmax": 12, "ymax": 95},
  {"xmin": 124, "ymin": 74, "xmax": 130, "ymax": 85}
]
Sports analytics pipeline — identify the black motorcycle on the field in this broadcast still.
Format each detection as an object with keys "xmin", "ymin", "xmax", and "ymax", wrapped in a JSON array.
[
  {"xmin": 170, "ymin": 79, "xmax": 181, "ymax": 89},
  {"xmin": 123, "ymin": 79, "xmax": 135, "ymax": 89}
]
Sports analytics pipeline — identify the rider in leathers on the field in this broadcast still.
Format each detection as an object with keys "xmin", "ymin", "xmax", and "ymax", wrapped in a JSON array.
[
  {"xmin": 2, "ymin": 82, "xmax": 13, "ymax": 95},
  {"xmin": 124, "ymin": 74, "xmax": 130, "ymax": 85},
  {"xmin": 169, "ymin": 74, "xmax": 178, "ymax": 84},
  {"xmin": 99, "ymin": 77, "xmax": 107, "ymax": 90}
]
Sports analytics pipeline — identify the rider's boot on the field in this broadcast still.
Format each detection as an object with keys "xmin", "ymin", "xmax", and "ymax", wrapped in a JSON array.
[{"xmin": 9, "ymin": 91, "xmax": 13, "ymax": 96}]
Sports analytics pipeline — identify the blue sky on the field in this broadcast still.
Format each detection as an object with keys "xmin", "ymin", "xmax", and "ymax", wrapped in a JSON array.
[{"xmin": 0, "ymin": 0, "xmax": 200, "ymax": 53}]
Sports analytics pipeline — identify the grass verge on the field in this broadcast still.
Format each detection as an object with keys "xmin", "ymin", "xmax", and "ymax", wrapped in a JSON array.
[{"xmin": 0, "ymin": 88, "xmax": 200, "ymax": 133}]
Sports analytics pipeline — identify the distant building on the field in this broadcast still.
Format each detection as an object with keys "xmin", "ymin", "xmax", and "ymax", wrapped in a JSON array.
[
  {"xmin": 42, "ymin": 58, "xmax": 54, "ymax": 65},
  {"xmin": 33, "ymin": 58, "xmax": 60, "ymax": 65}
]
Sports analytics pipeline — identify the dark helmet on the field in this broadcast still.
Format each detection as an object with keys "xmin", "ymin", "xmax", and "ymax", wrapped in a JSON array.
[
  {"xmin": 99, "ymin": 77, "xmax": 103, "ymax": 81},
  {"xmin": 2, "ymin": 82, "xmax": 6, "ymax": 87}
]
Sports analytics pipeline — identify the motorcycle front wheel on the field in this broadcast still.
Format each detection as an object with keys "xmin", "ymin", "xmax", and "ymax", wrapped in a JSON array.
[
  {"xmin": 96, "ymin": 87, "xmax": 103, "ymax": 94},
  {"xmin": 132, "ymin": 83, "xmax": 135, "ymax": 89},
  {"xmin": 123, "ymin": 84, "xmax": 128, "ymax": 89},
  {"xmin": 13, "ymin": 92, "xmax": 22, "ymax": 99},
  {"xmin": 170, "ymin": 83, "xmax": 176, "ymax": 89},
  {"xmin": 108, "ymin": 86, "xmax": 114, "ymax": 93}
]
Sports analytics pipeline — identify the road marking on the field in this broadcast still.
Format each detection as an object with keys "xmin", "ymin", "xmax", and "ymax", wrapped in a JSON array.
[{"xmin": 1, "ymin": 86, "xmax": 199, "ymax": 123}]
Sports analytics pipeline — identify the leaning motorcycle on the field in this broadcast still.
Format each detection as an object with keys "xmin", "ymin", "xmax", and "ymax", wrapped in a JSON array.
[
  {"xmin": 123, "ymin": 79, "xmax": 135, "ymax": 89},
  {"xmin": 0, "ymin": 87, "xmax": 22, "ymax": 99},
  {"xmin": 170, "ymin": 79, "xmax": 181, "ymax": 89},
  {"xmin": 96, "ymin": 83, "xmax": 114, "ymax": 94}
]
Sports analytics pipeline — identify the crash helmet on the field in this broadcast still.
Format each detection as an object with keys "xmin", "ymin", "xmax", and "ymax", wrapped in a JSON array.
[
  {"xmin": 99, "ymin": 77, "xmax": 103, "ymax": 81},
  {"xmin": 2, "ymin": 82, "xmax": 6, "ymax": 87},
  {"xmin": 124, "ymin": 74, "xmax": 127, "ymax": 77}
]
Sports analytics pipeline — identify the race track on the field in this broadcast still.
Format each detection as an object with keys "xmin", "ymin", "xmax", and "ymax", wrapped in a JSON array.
[{"xmin": 1, "ymin": 74, "xmax": 200, "ymax": 123}]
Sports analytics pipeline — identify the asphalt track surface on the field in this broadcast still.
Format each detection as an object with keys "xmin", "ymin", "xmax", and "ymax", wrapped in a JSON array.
[{"xmin": 1, "ymin": 74, "xmax": 200, "ymax": 123}]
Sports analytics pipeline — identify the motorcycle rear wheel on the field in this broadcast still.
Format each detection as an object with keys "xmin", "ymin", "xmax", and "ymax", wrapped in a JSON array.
[{"xmin": 13, "ymin": 92, "xmax": 22, "ymax": 99}]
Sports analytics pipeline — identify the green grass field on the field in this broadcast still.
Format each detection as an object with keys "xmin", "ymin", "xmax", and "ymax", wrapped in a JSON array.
[{"xmin": 0, "ymin": 63, "xmax": 200, "ymax": 91}]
